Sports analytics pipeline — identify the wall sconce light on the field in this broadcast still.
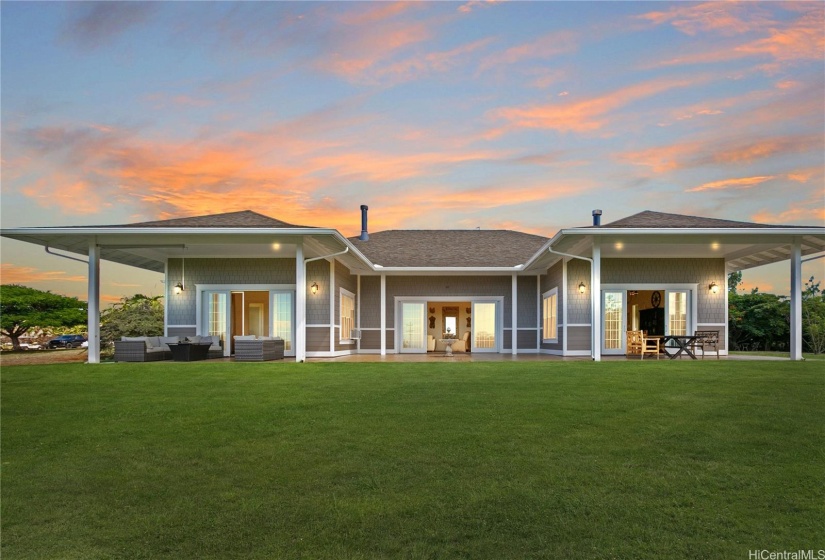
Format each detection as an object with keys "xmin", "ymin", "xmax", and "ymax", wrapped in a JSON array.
[
  {"xmin": 709, "ymin": 282, "xmax": 719, "ymax": 294},
  {"xmin": 174, "ymin": 248, "xmax": 186, "ymax": 295},
  {"xmin": 310, "ymin": 282, "xmax": 319, "ymax": 295},
  {"xmin": 578, "ymin": 282, "xmax": 586, "ymax": 294},
  {"xmin": 174, "ymin": 282, "xmax": 184, "ymax": 295}
]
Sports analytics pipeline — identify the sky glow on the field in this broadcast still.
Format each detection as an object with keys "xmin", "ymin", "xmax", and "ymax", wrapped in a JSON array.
[{"xmin": 1, "ymin": 1, "xmax": 823, "ymax": 302}]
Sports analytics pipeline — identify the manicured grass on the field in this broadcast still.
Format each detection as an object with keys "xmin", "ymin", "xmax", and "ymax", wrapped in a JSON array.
[{"xmin": 2, "ymin": 361, "xmax": 823, "ymax": 559}]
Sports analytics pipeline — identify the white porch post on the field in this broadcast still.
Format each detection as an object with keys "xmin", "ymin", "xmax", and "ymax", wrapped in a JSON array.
[
  {"xmin": 295, "ymin": 242, "xmax": 306, "ymax": 362},
  {"xmin": 329, "ymin": 259, "xmax": 335, "ymax": 354},
  {"xmin": 511, "ymin": 274, "xmax": 518, "ymax": 355},
  {"xmin": 356, "ymin": 274, "xmax": 361, "ymax": 352},
  {"xmin": 790, "ymin": 238, "xmax": 803, "ymax": 361},
  {"xmin": 380, "ymin": 274, "xmax": 386, "ymax": 356},
  {"xmin": 87, "ymin": 240, "xmax": 100, "ymax": 364},
  {"xmin": 592, "ymin": 241, "xmax": 601, "ymax": 362}
]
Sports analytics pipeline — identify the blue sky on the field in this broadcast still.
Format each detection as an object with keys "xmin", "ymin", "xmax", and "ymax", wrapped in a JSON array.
[{"xmin": 1, "ymin": 1, "xmax": 823, "ymax": 302}]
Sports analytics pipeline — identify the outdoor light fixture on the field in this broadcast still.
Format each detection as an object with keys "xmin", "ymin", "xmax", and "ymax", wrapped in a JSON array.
[
  {"xmin": 175, "ymin": 249, "xmax": 186, "ymax": 295},
  {"xmin": 310, "ymin": 282, "xmax": 319, "ymax": 295},
  {"xmin": 709, "ymin": 282, "xmax": 719, "ymax": 294},
  {"xmin": 578, "ymin": 282, "xmax": 586, "ymax": 294}
]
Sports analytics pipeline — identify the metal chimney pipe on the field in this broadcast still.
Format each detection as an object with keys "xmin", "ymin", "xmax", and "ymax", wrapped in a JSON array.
[
  {"xmin": 359, "ymin": 205, "xmax": 369, "ymax": 241},
  {"xmin": 592, "ymin": 209, "xmax": 602, "ymax": 227}
]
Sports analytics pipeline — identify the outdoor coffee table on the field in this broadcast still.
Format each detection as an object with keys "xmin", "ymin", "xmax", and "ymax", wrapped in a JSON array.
[
  {"xmin": 662, "ymin": 335, "xmax": 699, "ymax": 360},
  {"xmin": 167, "ymin": 342, "xmax": 211, "ymax": 362}
]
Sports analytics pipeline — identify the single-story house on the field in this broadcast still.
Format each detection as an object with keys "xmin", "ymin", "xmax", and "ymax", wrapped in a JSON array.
[{"xmin": 2, "ymin": 207, "xmax": 823, "ymax": 362}]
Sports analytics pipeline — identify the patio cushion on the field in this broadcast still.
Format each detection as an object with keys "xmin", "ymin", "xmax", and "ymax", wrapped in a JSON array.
[
  {"xmin": 122, "ymin": 336, "xmax": 149, "ymax": 349},
  {"xmin": 146, "ymin": 336, "xmax": 161, "ymax": 348},
  {"xmin": 187, "ymin": 335, "xmax": 203, "ymax": 343},
  {"xmin": 234, "ymin": 335, "xmax": 256, "ymax": 340}
]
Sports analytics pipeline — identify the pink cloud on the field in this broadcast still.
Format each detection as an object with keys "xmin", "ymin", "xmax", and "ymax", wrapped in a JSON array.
[
  {"xmin": 751, "ymin": 196, "xmax": 825, "ymax": 225},
  {"xmin": 479, "ymin": 31, "xmax": 577, "ymax": 71},
  {"xmin": 687, "ymin": 175, "xmax": 774, "ymax": 192},
  {"xmin": 0, "ymin": 264, "xmax": 87, "ymax": 284},
  {"xmin": 637, "ymin": 2, "xmax": 774, "ymax": 36},
  {"xmin": 492, "ymin": 77, "xmax": 695, "ymax": 133}
]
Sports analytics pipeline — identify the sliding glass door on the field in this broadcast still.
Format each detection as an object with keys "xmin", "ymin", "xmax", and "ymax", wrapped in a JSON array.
[
  {"xmin": 270, "ymin": 291, "xmax": 294, "ymax": 356},
  {"xmin": 602, "ymin": 290, "xmax": 625, "ymax": 355},
  {"xmin": 202, "ymin": 290, "xmax": 231, "ymax": 357},
  {"xmin": 472, "ymin": 302, "xmax": 498, "ymax": 352},
  {"xmin": 400, "ymin": 302, "xmax": 427, "ymax": 353}
]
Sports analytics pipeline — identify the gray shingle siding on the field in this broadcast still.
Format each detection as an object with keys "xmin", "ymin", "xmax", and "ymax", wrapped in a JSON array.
[
  {"xmin": 167, "ymin": 258, "xmax": 296, "ymax": 326},
  {"xmin": 306, "ymin": 260, "xmax": 329, "ymax": 325},
  {"xmin": 566, "ymin": 259, "xmax": 591, "ymax": 326}
]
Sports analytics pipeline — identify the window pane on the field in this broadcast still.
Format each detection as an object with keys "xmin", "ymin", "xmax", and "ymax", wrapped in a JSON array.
[
  {"xmin": 473, "ymin": 302, "xmax": 496, "ymax": 349},
  {"xmin": 401, "ymin": 303, "xmax": 425, "ymax": 349},
  {"xmin": 341, "ymin": 293, "xmax": 354, "ymax": 340},
  {"xmin": 272, "ymin": 292, "xmax": 293, "ymax": 351},
  {"xmin": 604, "ymin": 292, "xmax": 623, "ymax": 350},
  {"xmin": 668, "ymin": 292, "xmax": 687, "ymax": 336}
]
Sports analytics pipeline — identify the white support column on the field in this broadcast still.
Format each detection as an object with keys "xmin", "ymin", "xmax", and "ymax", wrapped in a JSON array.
[
  {"xmin": 536, "ymin": 275, "xmax": 541, "ymax": 351},
  {"xmin": 329, "ymin": 259, "xmax": 335, "ymax": 353},
  {"xmin": 295, "ymin": 242, "xmax": 306, "ymax": 362},
  {"xmin": 356, "ymin": 274, "xmax": 361, "ymax": 352},
  {"xmin": 380, "ymin": 274, "xmax": 387, "ymax": 356},
  {"xmin": 87, "ymin": 240, "xmax": 100, "ymax": 364},
  {"xmin": 790, "ymin": 238, "xmax": 803, "ymax": 361},
  {"xmin": 592, "ymin": 241, "xmax": 601, "ymax": 362},
  {"xmin": 562, "ymin": 258, "xmax": 568, "ymax": 355},
  {"xmin": 511, "ymin": 274, "xmax": 518, "ymax": 355}
]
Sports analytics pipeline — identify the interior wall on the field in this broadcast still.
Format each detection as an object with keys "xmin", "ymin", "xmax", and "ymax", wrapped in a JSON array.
[
  {"xmin": 244, "ymin": 291, "xmax": 269, "ymax": 336},
  {"xmin": 626, "ymin": 290, "xmax": 659, "ymax": 330},
  {"xmin": 426, "ymin": 301, "xmax": 471, "ymax": 347}
]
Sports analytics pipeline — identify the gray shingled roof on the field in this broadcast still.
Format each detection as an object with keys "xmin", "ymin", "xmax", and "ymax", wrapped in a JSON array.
[
  {"xmin": 349, "ymin": 230, "xmax": 549, "ymax": 267},
  {"xmin": 592, "ymin": 210, "xmax": 792, "ymax": 229},
  {"xmin": 96, "ymin": 210, "xmax": 315, "ymax": 229}
]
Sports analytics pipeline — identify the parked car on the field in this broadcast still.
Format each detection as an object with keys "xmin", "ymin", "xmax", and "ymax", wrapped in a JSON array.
[{"xmin": 47, "ymin": 335, "xmax": 87, "ymax": 349}]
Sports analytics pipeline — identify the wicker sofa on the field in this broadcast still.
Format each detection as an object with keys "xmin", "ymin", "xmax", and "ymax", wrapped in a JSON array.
[
  {"xmin": 114, "ymin": 335, "xmax": 223, "ymax": 362},
  {"xmin": 233, "ymin": 336, "xmax": 285, "ymax": 362}
]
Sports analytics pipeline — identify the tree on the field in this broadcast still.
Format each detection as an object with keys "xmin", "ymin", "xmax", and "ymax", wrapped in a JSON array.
[
  {"xmin": 802, "ymin": 276, "xmax": 825, "ymax": 354},
  {"xmin": 728, "ymin": 271, "xmax": 742, "ymax": 294},
  {"xmin": 100, "ymin": 294, "xmax": 164, "ymax": 345},
  {"xmin": 728, "ymin": 288, "xmax": 790, "ymax": 351},
  {"xmin": 0, "ymin": 285, "xmax": 87, "ymax": 350}
]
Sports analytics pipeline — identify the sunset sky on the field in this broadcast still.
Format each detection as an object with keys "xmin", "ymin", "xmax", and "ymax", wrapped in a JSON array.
[{"xmin": 2, "ymin": 1, "xmax": 823, "ymax": 303}]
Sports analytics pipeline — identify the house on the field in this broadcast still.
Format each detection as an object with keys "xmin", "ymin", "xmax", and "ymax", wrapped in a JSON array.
[{"xmin": 2, "ymin": 208, "xmax": 823, "ymax": 362}]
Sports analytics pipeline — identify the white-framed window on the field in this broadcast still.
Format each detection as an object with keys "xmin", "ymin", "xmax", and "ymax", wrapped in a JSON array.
[
  {"xmin": 340, "ymin": 288, "xmax": 355, "ymax": 342},
  {"xmin": 542, "ymin": 288, "xmax": 558, "ymax": 342}
]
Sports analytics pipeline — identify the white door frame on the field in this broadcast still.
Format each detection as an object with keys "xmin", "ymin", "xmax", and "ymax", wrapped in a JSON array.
[{"xmin": 393, "ymin": 296, "xmax": 504, "ymax": 353}]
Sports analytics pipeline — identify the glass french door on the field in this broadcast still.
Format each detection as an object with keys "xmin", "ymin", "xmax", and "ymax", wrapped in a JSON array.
[
  {"xmin": 666, "ymin": 291, "xmax": 689, "ymax": 336},
  {"xmin": 472, "ymin": 302, "xmax": 498, "ymax": 352},
  {"xmin": 400, "ymin": 302, "xmax": 427, "ymax": 353},
  {"xmin": 203, "ymin": 290, "xmax": 231, "ymax": 357},
  {"xmin": 602, "ymin": 291, "xmax": 625, "ymax": 355},
  {"xmin": 270, "ymin": 291, "xmax": 294, "ymax": 356}
]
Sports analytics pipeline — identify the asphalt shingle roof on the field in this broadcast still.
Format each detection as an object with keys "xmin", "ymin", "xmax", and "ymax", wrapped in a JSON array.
[
  {"xmin": 592, "ymin": 210, "xmax": 791, "ymax": 229},
  {"xmin": 348, "ymin": 230, "xmax": 549, "ymax": 267},
  {"xmin": 107, "ymin": 210, "xmax": 315, "ymax": 229}
]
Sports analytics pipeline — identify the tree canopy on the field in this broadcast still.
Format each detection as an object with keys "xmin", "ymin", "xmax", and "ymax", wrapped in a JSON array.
[
  {"xmin": 100, "ymin": 294, "xmax": 164, "ymax": 345},
  {"xmin": 0, "ymin": 285, "xmax": 87, "ymax": 350}
]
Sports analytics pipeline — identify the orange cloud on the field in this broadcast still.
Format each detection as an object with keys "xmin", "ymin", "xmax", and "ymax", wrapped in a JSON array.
[
  {"xmin": 479, "ymin": 31, "xmax": 576, "ymax": 71},
  {"xmin": 619, "ymin": 134, "xmax": 820, "ymax": 172},
  {"xmin": 751, "ymin": 196, "xmax": 825, "ymax": 225},
  {"xmin": 687, "ymin": 175, "xmax": 774, "ymax": 192},
  {"xmin": 457, "ymin": 1, "xmax": 500, "ymax": 14},
  {"xmin": 647, "ymin": 6, "xmax": 824, "ymax": 69},
  {"xmin": 492, "ymin": 77, "xmax": 695, "ymax": 133},
  {"xmin": 637, "ymin": 2, "xmax": 774, "ymax": 36},
  {"xmin": 368, "ymin": 38, "xmax": 494, "ymax": 83},
  {"xmin": 1, "ymin": 264, "xmax": 87, "ymax": 284}
]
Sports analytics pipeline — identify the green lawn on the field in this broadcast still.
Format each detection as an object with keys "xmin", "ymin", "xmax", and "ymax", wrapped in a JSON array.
[{"xmin": 2, "ymin": 361, "xmax": 823, "ymax": 559}]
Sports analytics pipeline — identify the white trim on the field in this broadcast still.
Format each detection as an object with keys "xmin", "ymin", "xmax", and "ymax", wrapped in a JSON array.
[
  {"xmin": 563, "ymin": 350, "xmax": 592, "ymax": 356},
  {"xmin": 167, "ymin": 324, "xmax": 197, "ymax": 328},
  {"xmin": 541, "ymin": 287, "xmax": 559, "ymax": 343},
  {"xmin": 380, "ymin": 274, "xmax": 386, "ymax": 356},
  {"xmin": 790, "ymin": 238, "xmax": 803, "ymax": 360},
  {"xmin": 296, "ymin": 243, "xmax": 306, "ymax": 362},
  {"xmin": 306, "ymin": 323, "xmax": 332, "ymax": 328},
  {"xmin": 696, "ymin": 322, "xmax": 727, "ymax": 326},
  {"xmin": 197, "ymin": 283, "xmax": 295, "ymax": 291},
  {"xmin": 87, "ymin": 241, "xmax": 100, "ymax": 364},
  {"xmin": 536, "ymin": 275, "xmax": 541, "ymax": 351},
  {"xmin": 566, "ymin": 323, "xmax": 592, "ymax": 327},
  {"xmin": 329, "ymin": 259, "xmax": 335, "ymax": 353},
  {"xmin": 516, "ymin": 327, "xmax": 539, "ymax": 330},
  {"xmin": 592, "ymin": 241, "xmax": 601, "ymax": 361},
  {"xmin": 356, "ymin": 274, "xmax": 361, "ymax": 352},
  {"xmin": 306, "ymin": 349, "xmax": 357, "ymax": 358},
  {"xmin": 562, "ymin": 258, "xmax": 568, "ymax": 354},
  {"xmin": 511, "ymin": 274, "xmax": 518, "ymax": 356},
  {"xmin": 163, "ymin": 260, "xmax": 169, "ymax": 336}
]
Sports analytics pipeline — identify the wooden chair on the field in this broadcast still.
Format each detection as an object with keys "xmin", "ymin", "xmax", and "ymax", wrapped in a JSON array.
[
  {"xmin": 691, "ymin": 331, "xmax": 720, "ymax": 359},
  {"xmin": 626, "ymin": 330, "xmax": 660, "ymax": 360}
]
